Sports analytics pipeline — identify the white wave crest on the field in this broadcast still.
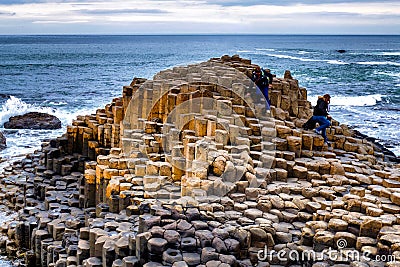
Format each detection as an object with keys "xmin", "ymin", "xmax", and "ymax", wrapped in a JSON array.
[
  {"xmin": 0, "ymin": 96, "xmax": 76, "ymax": 126},
  {"xmin": 356, "ymin": 61, "xmax": 400, "ymax": 67},
  {"xmin": 48, "ymin": 101, "xmax": 68, "ymax": 106},
  {"xmin": 264, "ymin": 53, "xmax": 349, "ymax": 65},
  {"xmin": 374, "ymin": 71, "xmax": 400, "ymax": 78},
  {"xmin": 309, "ymin": 94, "xmax": 383, "ymax": 107},
  {"xmin": 255, "ymin": 48, "xmax": 275, "ymax": 51},
  {"xmin": 265, "ymin": 53, "xmax": 319, "ymax": 62},
  {"xmin": 327, "ymin": 60, "xmax": 348, "ymax": 65},
  {"xmin": 375, "ymin": 51, "xmax": 400, "ymax": 56},
  {"xmin": 1, "ymin": 96, "xmax": 46, "ymax": 125}
]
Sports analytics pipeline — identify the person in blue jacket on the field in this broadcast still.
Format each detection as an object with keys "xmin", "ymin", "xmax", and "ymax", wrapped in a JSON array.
[
  {"xmin": 252, "ymin": 66, "xmax": 273, "ymax": 107},
  {"xmin": 312, "ymin": 94, "xmax": 332, "ymax": 144}
]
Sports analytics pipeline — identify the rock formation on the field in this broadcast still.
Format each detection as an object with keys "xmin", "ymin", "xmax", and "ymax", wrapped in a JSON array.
[
  {"xmin": 0, "ymin": 131, "xmax": 5, "ymax": 150},
  {"xmin": 0, "ymin": 55, "xmax": 399, "ymax": 267},
  {"xmin": 4, "ymin": 112, "xmax": 62, "ymax": 130}
]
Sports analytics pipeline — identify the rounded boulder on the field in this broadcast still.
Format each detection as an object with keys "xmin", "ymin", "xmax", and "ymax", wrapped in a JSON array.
[{"xmin": 4, "ymin": 112, "xmax": 61, "ymax": 130}]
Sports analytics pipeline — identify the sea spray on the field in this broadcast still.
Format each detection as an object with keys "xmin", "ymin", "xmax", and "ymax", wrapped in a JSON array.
[
  {"xmin": 0, "ymin": 96, "xmax": 90, "ymax": 164},
  {"xmin": 0, "ymin": 96, "xmax": 57, "ymax": 126},
  {"xmin": 0, "ymin": 96, "xmax": 87, "ymax": 128}
]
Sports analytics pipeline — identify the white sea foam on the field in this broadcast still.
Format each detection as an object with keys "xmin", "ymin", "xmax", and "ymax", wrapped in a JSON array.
[
  {"xmin": 374, "ymin": 71, "xmax": 400, "ymax": 79},
  {"xmin": 0, "ymin": 96, "xmax": 51, "ymax": 125},
  {"xmin": 309, "ymin": 94, "xmax": 384, "ymax": 107},
  {"xmin": 265, "ymin": 53, "xmax": 319, "ymax": 62},
  {"xmin": 332, "ymin": 94, "xmax": 384, "ymax": 106},
  {"xmin": 348, "ymin": 51, "xmax": 400, "ymax": 56},
  {"xmin": 0, "ymin": 96, "xmax": 76, "ymax": 126},
  {"xmin": 263, "ymin": 53, "xmax": 349, "ymax": 65},
  {"xmin": 356, "ymin": 61, "xmax": 400, "ymax": 67},
  {"xmin": 0, "ymin": 96, "xmax": 94, "ymax": 164},
  {"xmin": 236, "ymin": 50, "xmax": 253, "ymax": 53},
  {"xmin": 48, "ymin": 101, "xmax": 68, "ymax": 106},
  {"xmin": 326, "ymin": 60, "xmax": 348, "ymax": 65},
  {"xmin": 255, "ymin": 48, "xmax": 275, "ymax": 51},
  {"xmin": 375, "ymin": 51, "xmax": 400, "ymax": 56}
]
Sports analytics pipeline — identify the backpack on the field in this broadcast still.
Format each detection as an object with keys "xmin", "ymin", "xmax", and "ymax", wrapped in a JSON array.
[{"xmin": 259, "ymin": 68, "xmax": 270, "ymax": 86}]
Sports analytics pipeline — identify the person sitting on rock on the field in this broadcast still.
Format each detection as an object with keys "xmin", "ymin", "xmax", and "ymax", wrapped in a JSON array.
[
  {"xmin": 312, "ymin": 94, "xmax": 332, "ymax": 144},
  {"xmin": 252, "ymin": 66, "xmax": 273, "ymax": 107}
]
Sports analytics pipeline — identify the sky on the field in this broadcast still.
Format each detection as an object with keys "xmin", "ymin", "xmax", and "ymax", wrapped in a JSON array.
[{"xmin": 0, "ymin": 0, "xmax": 399, "ymax": 35}]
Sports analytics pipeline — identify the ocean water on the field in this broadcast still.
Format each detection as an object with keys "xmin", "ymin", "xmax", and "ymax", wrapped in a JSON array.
[
  {"xmin": 1, "ymin": 35, "xmax": 399, "ymax": 162},
  {"xmin": 0, "ymin": 34, "xmax": 399, "ymax": 265}
]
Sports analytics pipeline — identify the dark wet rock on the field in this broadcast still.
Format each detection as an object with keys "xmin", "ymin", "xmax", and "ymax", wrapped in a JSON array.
[
  {"xmin": 0, "ymin": 131, "xmax": 5, "ymax": 150},
  {"xmin": 337, "ymin": 49, "xmax": 346, "ymax": 53},
  {"xmin": 353, "ymin": 129, "xmax": 399, "ymax": 163},
  {"xmin": 164, "ymin": 230, "xmax": 181, "ymax": 248},
  {"xmin": 182, "ymin": 252, "xmax": 201, "ymax": 266},
  {"xmin": 201, "ymin": 247, "xmax": 219, "ymax": 263},
  {"xmin": 181, "ymin": 237, "xmax": 197, "ymax": 252},
  {"xmin": 162, "ymin": 248, "xmax": 183, "ymax": 265},
  {"xmin": 0, "ymin": 93, "xmax": 10, "ymax": 98},
  {"xmin": 147, "ymin": 238, "xmax": 168, "ymax": 254},
  {"xmin": 284, "ymin": 70, "xmax": 293, "ymax": 79},
  {"xmin": 4, "ymin": 112, "xmax": 61, "ymax": 130}
]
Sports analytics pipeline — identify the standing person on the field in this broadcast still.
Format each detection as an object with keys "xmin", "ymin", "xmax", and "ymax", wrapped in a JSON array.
[
  {"xmin": 252, "ymin": 66, "xmax": 272, "ymax": 107},
  {"xmin": 264, "ymin": 68, "xmax": 273, "ymax": 105},
  {"xmin": 312, "ymin": 94, "xmax": 332, "ymax": 144},
  {"xmin": 252, "ymin": 66, "xmax": 263, "ymax": 90}
]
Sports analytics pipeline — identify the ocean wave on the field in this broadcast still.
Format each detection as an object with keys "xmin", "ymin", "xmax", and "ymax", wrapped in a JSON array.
[
  {"xmin": 356, "ymin": 61, "xmax": 400, "ymax": 67},
  {"xmin": 47, "ymin": 101, "xmax": 68, "ymax": 106},
  {"xmin": 255, "ymin": 48, "xmax": 275, "ymax": 51},
  {"xmin": 0, "ymin": 96, "xmax": 96, "ymax": 163},
  {"xmin": 0, "ymin": 96, "xmax": 76, "ymax": 126},
  {"xmin": 348, "ymin": 51, "xmax": 400, "ymax": 56},
  {"xmin": 374, "ymin": 71, "xmax": 400, "ymax": 79},
  {"xmin": 331, "ymin": 94, "xmax": 384, "ymax": 107},
  {"xmin": 309, "ymin": 94, "xmax": 384, "ymax": 107},
  {"xmin": 265, "ymin": 53, "xmax": 320, "ymax": 62},
  {"xmin": 376, "ymin": 51, "xmax": 400, "ymax": 56},
  {"xmin": 326, "ymin": 60, "xmax": 348, "ymax": 65},
  {"xmin": 236, "ymin": 50, "xmax": 253, "ymax": 53},
  {"xmin": 263, "ymin": 53, "xmax": 349, "ymax": 65}
]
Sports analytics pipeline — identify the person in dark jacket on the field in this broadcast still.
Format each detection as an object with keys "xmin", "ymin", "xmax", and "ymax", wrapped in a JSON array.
[
  {"xmin": 252, "ymin": 66, "xmax": 273, "ymax": 107},
  {"xmin": 312, "ymin": 94, "xmax": 331, "ymax": 144}
]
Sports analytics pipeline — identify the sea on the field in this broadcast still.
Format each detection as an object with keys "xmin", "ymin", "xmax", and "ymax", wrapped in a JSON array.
[{"xmin": 0, "ymin": 35, "xmax": 399, "ymax": 265}]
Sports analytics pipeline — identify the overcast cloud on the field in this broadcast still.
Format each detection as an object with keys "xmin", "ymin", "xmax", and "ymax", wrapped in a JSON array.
[{"xmin": 0, "ymin": 0, "xmax": 399, "ymax": 34}]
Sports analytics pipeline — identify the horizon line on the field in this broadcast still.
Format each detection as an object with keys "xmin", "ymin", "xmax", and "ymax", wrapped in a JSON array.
[{"xmin": 0, "ymin": 33, "xmax": 400, "ymax": 36}]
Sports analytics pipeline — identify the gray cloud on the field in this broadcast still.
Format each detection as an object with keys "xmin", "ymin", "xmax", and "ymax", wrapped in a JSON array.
[
  {"xmin": 0, "ymin": 11, "xmax": 16, "ymax": 16},
  {"xmin": 0, "ymin": 0, "xmax": 398, "ymax": 34}
]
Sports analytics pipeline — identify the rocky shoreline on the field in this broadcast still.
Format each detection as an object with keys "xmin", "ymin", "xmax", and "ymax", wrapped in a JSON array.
[{"xmin": 0, "ymin": 55, "xmax": 400, "ymax": 267}]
